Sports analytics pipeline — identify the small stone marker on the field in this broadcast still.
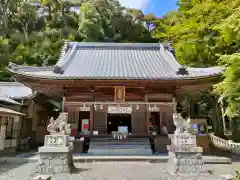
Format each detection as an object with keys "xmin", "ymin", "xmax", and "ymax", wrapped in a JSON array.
[{"xmin": 32, "ymin": 175, "xmax": 51, "ymax": 180}]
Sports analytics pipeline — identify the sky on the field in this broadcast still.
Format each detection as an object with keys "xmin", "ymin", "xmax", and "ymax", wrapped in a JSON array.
[{"xmin": 119, "ymin": 0, "xmax": 179, "ymax": 17}]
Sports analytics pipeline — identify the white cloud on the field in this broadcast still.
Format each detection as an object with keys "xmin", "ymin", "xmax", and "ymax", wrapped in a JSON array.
[{"xmin": 119, "ymin": 0, "xmax": 151, "ymax": 10}]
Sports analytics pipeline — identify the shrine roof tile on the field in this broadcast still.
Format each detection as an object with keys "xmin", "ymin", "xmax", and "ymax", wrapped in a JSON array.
[
  {"xmin": 7, "ymin": 42, "xmax": 224, "ymax": 80},
  {"xmin": 0, "ymin": 96, "xmax": 21, "ymax": 105},
  {"xmin": 0, "ymin": 82, "xmax": 33, "ymax": 99}
]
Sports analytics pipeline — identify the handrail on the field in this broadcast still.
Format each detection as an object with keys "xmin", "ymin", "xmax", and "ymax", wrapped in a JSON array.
[{"xmin": 209, "ymin": 133, "xmax": 240, "ymax": 155}]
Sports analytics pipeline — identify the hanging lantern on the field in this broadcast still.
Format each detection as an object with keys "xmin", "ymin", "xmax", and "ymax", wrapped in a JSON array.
[
  {"xmin": 148, "ymin": 105, "xmax": 151, "ymax": 111},
  {"xmin": 136, "ymin": 104, "xmax": 139, "ymax": 110},
  {"xmin": 100, "ymin": 104, "xmax": 103, "ymax": 110}
]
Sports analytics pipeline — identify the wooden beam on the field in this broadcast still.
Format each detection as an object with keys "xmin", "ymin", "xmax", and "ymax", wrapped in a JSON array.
[
  {"xmin": 65, "ymin": 101, "xmax": 174, "ymax": 106},
  {"xmin": 15, "ymin": 75, "xmax": 220, "ymax": 88}
]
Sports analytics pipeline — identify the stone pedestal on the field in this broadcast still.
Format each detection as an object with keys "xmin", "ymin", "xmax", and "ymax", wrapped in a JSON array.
[
  {"xmin": 167, "ymin": 133, "xmax": 208, "ymax": 174},
  {"xmin": 38, "ymin": 135, "xmax": 75, "ymax": 174}
]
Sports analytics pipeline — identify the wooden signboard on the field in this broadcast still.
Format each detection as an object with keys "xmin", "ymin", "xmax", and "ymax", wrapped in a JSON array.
[{"xmin": 114, "ymin": 86, "xmax": 126, "ymax": 102}]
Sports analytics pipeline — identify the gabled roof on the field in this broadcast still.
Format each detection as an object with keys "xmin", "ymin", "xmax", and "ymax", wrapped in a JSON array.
[
  {"xmin": 0, "ymin": 82, "xmax": 33, "ymax": 99},
  {"xmin": 0, "ymin": 107, "xmax": 25, "ymax": 116},
  {"xmin": 0, "ymin": 96, "xmax": 21, "ymax": 105},
  {"xmin": 7, "ymin": 42, "xmax": 224, "ymax": 80}
]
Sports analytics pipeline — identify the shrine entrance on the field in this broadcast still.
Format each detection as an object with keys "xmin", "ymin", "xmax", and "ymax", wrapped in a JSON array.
[{"xmin": 107, "ymin": 114, "xmax": 132, "ymax": 134}]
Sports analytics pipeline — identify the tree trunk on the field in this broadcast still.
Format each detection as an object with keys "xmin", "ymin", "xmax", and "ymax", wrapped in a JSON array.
[
  {"xmin": 220, "ymin": 101, "xmax": 227, "ymax": 133},
  {"xmin": 212, "ymin": 96, "xmax": 224, "ymax": 138},
  {"xmin": 189, "ymin": 97, "xmax": 197, "ymax": 119}
]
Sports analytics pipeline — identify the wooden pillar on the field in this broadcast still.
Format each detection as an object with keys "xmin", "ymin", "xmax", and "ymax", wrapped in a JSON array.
[
  {"xmin": 145, "ymin": 93, "xmax": 149, "ymax": 134},
  {"xmin": 0, "ymin": 116, "xmax": 6, "ymax": 151},
  {"xmin": 62, "ymin": 96, "xmax": 66, "ymax": 112},
  {"xmin": 90, "ymin": 89, "xmax": 95, "ymax": 134},
  {"xmin": 172, "ymin": 96, "xmax": 177, "ymax": 114},
  {"xmin": 90, "ymin": 105, "xmax": 94, "ymax": 134}
]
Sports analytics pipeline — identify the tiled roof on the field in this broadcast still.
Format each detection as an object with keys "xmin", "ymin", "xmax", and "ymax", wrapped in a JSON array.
[
  {"xmin": 0, "ymin": 96, "xmax": 21, "ymax": 105},
  {"xmin": 0, "ymin": 107, "xmax": 25, "ymax": 116},
  {"xmin": 0, "ymin": 82, "xmax": 33, "ymax": 99},
  {"xmin": 8, "ymin": 42, "xmax": 223, "ymax": 80}
]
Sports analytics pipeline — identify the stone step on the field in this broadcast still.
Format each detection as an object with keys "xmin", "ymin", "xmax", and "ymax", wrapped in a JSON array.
[
  {"xmin": 87, "ymin": 149, "xmax": 152, "ymax": 155},
  {"xmin": 90, "ymin": 138, "xmax": 150, "ymax": 142},
  {"xmin": 90, "ymin": 142, "xmax": 150, "ymax": 145},
  {"xmin": 89, "ymin": 146, "xmax": 151, "ymax": 150}
]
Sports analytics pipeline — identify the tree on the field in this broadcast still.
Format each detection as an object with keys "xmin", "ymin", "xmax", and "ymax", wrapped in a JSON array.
[
  {"xmin": 78, "ymin": 0, "xmax": 154, "ymax": 42},
  {"xmin": 0, "ymin": 0, "xmax": 155, "ymax": 81},
  {"xmin": 151, "ymin": 0, "xmax": 240, "ymax": 136}
]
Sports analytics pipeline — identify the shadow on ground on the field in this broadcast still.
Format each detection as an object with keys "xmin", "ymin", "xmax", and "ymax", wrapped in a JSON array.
[
  {"xmin": 0, "ymin": 162, "xmax": 30, "ymax": 175},
  {"xmin": 209, "ymin": 146, "xmax": 240, "ymax": 162},
  {"xmin": 72, "ymin": 167, "xmax": 92, "ymax": 174}
]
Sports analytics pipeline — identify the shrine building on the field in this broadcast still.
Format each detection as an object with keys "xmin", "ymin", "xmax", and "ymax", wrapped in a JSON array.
[{"xmin": 7, "ymin": 42, "xmax": 223, "ymax": 137}]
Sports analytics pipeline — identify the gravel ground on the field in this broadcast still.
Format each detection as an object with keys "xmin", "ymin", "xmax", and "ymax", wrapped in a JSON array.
[{"xmin": 0, "ymin": 162, "xmax": 239, "ymax": 180}]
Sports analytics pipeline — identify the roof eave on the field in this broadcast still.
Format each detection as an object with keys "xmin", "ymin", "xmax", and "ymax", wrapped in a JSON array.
[{"xmin": 8, "ymin": 69, "xmax": 222, "ymax": 81}]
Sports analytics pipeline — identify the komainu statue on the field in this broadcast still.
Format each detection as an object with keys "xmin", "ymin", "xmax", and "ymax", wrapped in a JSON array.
[
  {"xmin": 47, "ymin": 112, "xmax": 69, "ymax": 135},
  {"xmin": 172, "ymin": 113, "xmax": 191, "ymax": 134}
]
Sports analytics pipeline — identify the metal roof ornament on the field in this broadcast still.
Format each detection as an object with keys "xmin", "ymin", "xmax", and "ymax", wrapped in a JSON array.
[
  {"xmin": 176, "ymin": 66, "xmax": 189, "ymax": 75},
  {"xmin": 53, "ymin": 66, "xmax": 64, "ymax": 74}
]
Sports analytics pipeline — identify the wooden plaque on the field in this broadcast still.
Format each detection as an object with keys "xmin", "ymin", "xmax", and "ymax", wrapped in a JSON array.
[{"xmin": 114, "ymin": 86, "xmax": 126, "ymax": 102}]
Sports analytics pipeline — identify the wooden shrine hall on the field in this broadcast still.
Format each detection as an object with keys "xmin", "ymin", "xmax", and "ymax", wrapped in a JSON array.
[{"xmin": 8, "ymin": 42, "xmax": 223, "ymax": 137}]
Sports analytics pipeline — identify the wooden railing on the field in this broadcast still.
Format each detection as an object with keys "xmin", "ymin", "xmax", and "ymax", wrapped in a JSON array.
[{"xmin": 209, "ymin": 133, "xmax": 240, "ymax": 155}]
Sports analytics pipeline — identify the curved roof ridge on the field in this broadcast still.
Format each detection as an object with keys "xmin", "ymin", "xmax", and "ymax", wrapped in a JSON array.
[
  {"xmin": 8, "ymin": 62, "xmax": 54, "ymax": 72},
  {"xmin": 55, "ymin": 44, "xmax": 78, "ymax": 71},
  {"xmin": 7, "ymin": 42, "xmax": 224, "ymax": 80},
  {"xmin": 67, "ymin": 41, "xmax": 173, "ymax": 50},
  {"xmin": 0, "ymin": 81, "xmax": 26, "ymax": 86}
]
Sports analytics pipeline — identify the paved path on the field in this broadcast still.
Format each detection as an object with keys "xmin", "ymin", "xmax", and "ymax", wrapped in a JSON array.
[
  {"xmin": 0, "ymin": 151, "xmax": 231, "ymax": 164},
  {"xmin": 0, "ymin": 162, "xmax": 239, "ymax": 180}
]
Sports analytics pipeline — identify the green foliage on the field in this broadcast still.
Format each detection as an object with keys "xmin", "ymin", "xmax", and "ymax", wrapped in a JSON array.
[
  {"xmin": 228, "ymin": 169, "xmax": 240, "ymax": 180},
  {"xmin": 214, "ymin": 53, "xmax": 240, "ymax": 117},
  {"xmin": 152, "ymin": 0, "xmax": 240, "ymax": 117},
  {"xmin": 0, "ymin": 0, "xmax": 155, "ymax": 81}
]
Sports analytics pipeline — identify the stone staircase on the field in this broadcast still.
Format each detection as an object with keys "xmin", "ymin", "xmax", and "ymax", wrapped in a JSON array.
[{"xmin": 88, "ymin": 137, "xmax": 152, "ymax": 155}]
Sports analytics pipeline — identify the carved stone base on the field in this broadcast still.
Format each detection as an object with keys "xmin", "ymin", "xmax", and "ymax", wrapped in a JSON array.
[
  {"xmin": 38, "ymin": 146, "xmax": 75, "ymax": 174},
  {"xmin": 167, "ymin": 133, "xmax": 208, "ymax": 174},
  {"xmin": 167, "ymin": 151, "xmax": 207, "ymax": 174}
]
